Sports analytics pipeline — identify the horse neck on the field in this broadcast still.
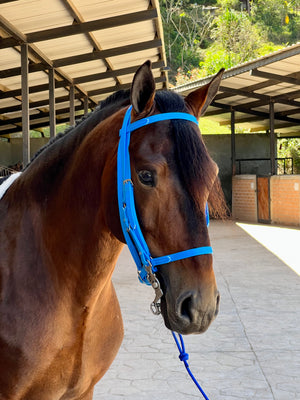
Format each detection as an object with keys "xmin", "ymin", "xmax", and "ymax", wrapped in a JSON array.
[{"xmin": 33, "ymin": 109, "xmax": 126, "ymax": 304}]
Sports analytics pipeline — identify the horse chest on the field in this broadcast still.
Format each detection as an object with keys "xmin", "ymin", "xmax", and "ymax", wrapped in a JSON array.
[{"xmin": 0, "ymin": 283, "xmax": 124, "ymax": 400}]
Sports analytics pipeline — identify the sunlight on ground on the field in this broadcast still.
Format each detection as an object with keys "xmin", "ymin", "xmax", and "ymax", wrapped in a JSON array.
[{"xmin": 236, "ymin": 223, "xmax": 300, "ymax": 276}]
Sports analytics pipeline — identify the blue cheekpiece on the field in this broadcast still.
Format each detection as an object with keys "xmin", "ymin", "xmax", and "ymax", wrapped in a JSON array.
[{"xmin": 117, "ymin": 106, "xmax": 212, "ymax": 286}]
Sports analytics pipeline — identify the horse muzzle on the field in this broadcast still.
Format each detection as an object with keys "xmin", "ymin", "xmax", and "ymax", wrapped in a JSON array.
[{"xmin": 161, "ymin": 289, "xmax": 220, "ymax": 335}]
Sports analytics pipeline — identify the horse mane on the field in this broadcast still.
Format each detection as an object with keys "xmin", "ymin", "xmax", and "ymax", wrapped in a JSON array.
[{"xmin": 154, "ymin": 91, "xmax": 228, "ymax": 220}]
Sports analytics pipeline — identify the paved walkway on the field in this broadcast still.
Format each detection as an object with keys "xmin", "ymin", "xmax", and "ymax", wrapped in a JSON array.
[{"xmin": 94, "ymin": 221, "xmax": 300, "ymax": 400}]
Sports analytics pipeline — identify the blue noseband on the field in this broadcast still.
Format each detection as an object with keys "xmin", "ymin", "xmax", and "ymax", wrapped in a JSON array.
[{"xmin": 117, "ymin": 106, "xmax": 212, "ymax": 292}]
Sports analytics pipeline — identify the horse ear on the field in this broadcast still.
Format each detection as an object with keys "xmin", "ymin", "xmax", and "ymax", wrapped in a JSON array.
[
  {"xmin": 185, "ymin": 68, "xmax": 224, "ymax": 119},
  {"xmin": 131, "ymin": 60, "xmax": 155, "ymax": 114}
]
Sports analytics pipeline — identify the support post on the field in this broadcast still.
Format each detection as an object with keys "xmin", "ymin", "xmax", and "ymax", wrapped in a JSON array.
[
  {"xmin": 269, "ymin": 101, "xmax": 276, "ymax": 175},
  {"xmin": 231, "ymin": 109, "xmax": 236, "ymax": 175},
  {"xmin": 84, "ymin": 96, "xmax": 89, "ymax": 115},
  {"xmin": 21, "ymin": 43, "xmax": 30, "ymax": 166},
  {"xmin": 69, "ymin": 84, "xmax": 75, "ymax": 126},
  {"xmin": 49, "ymin": 67, "xmax": 56, "ymax": 138}
]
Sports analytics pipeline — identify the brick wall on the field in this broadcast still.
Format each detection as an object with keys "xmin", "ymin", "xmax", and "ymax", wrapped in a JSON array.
[
  {"xmin": 232, "ymin": 175, "xmax": 257, "ymax": 222},
  {"xmin": 270, "ymin": 175, "xmax": 300, "ymax": 226}
]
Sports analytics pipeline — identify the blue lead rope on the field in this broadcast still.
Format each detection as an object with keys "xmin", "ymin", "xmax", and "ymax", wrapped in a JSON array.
[{"xmin": 172, "ymin": 332, "xmax": 210, "ymax": 400}]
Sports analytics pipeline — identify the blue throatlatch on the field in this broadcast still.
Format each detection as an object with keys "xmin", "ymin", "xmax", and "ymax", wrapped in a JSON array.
[{"xmin": 117, "ymin": 106, "xmax": 212, "ymax": 292}]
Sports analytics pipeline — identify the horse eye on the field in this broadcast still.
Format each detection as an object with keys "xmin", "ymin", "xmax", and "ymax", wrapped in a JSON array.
[{"xmin": 138, "ymin": 170, "xmax": 155, "ymax": 187}]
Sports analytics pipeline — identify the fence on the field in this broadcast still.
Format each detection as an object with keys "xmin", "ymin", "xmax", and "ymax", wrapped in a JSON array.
[
  {"xmin": 235, "ymin": 157, "xmax": 294, "ymax": 175},
  {"xmin": 0, "ymin": 165, "xmax": 17, "ymax": 177}
]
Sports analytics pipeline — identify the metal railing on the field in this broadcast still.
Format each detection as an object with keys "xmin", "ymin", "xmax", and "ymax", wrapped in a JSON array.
[
  {"xmin": 235, "ymin": 157, "xmax": 294, "ymax": 175},
  {"xmin": 0, "ymin": 165, "xmax": 18, "ymax": 177}
]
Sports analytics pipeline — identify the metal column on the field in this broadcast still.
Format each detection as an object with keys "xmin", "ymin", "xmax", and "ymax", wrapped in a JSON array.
[
  {"xmin": 231, "ymin": 109, "xmax": 236, "ymax": 175},
  {"xmin": 69, "ymin": 84, "xmax": 75, "ymax": 126},
  {"xmin": 269, "ymin": 101, "xmax": 276, "ymax": 175},
  {"xmin": 49, "ymin": 67, "xmax": 56, "ymax": 138},
  {"xmin": 84, "ymin": 96, "xmax": 89, "ymax": 116},
  {"xmin": 21, "ymin": 43, "xmax": 30, "ymax": 166}
]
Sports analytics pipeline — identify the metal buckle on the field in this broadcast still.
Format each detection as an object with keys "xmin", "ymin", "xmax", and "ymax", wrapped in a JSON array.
[{"xmin": 145, "ymin": 263, "xmax": 163, "ymax": 315}]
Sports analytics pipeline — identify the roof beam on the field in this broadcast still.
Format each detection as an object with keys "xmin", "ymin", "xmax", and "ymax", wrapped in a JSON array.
[
  {"xmin": 210, "ymin": 101, "xmax": 300, "ymax": 125},
  {"xmin": 0, "ymin": 80, "xmax": 68, "ymax": 99},
  {"xmin": 0, "ymin": 94, "xmax": 83, "ymax": 115},
  {"xmin": 0, "ymin": 39, "xmax": 162, "ymax": 77},
  {"xmin": 0, "ymin": 63, "xmax": 45, "ymax": 79},
  {"xmin": 0, "ymin": 104, "xmax": 84, "ymax": 127},
  {"xmin": 0, "ymin": 76, "xmax": 166, "ymax": 115},
  {"xmin": 53, "ymin": 39, "xmax": 162, "ymax": 68},
  {"xmin": 250, "ymin": 68, "xmax": 300, "ymax": 85},
  {"xmin": 73, "ymin": 60, "xmax": 164, "ymax": 84},
  {"xmin": 88, "ymin": 76, "xmax": 166, "ymax": 97},
  {"xmin": 0, "ymin": 61, "xmax": 164, "ymax": 99},
  {"xmin": 218, "ymin": 115, "xmax": 266, "ymax": 126},
  {"xmin": 238, "ymin": 91, "xmax": 300, "ymax": 110},
  {"xmin": 25, "ymin": 9, "xmax": 158, "ymax": 43},
  {"xmin": 0, "ymin": 114, "xmax": 79, "ymax": 135},
  {"xmin": 217, "ymin": 85, "xmax": 269, "ymax": 101}
]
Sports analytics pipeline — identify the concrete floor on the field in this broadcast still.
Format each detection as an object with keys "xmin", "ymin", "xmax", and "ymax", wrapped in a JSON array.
[{"xmin": 93, "ymin": 221, "xmax": 300, "ymax": 400}]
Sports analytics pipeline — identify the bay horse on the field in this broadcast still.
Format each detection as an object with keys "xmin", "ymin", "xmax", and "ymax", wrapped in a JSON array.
[{"xmin": 0, "ymin": 61, "xmax": 225, "ymax": 399}]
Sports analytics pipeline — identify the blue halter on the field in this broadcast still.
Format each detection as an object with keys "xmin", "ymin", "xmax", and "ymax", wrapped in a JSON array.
[{"xmin": 117, "ymin": 106, "xmax": 212, "ymax": 292}]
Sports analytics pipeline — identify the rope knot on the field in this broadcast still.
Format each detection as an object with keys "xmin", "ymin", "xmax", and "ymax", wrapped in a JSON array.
[{"xmin": 179, "ymin": 352, "xmax": 189, "ymax": 362}]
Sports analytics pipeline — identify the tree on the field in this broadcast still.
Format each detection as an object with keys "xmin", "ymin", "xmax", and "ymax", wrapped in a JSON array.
[
  {"xmin": 278, "ymin": 138, "xmax": 300, "ymax": 174},
  {"xmin": 160, "ymin": 0, "xmax": 217, "ymax": 82},
  {"xmin": 251, "ymin": 0, "xmax": 300, "ymax": 44},
  {"xmin": 159, "ymin": 0, "xmax": 299, "ymax": 84}
]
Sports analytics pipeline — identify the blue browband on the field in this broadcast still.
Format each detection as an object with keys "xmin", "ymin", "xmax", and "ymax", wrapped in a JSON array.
[{"xmin": 117, "ymin": 106, "xmax": 212, "ymax": 287}]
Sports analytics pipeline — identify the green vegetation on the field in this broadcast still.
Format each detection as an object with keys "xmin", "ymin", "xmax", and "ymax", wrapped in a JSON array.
[
  {"xmin": 30, "ymin": 124, "xmax": 68, "ymax": 138},
  {"xmin": 160, "ymin": 0, "xmax": 300, "ymax": 84},
  {"xmin": 199, "ymin": 117, "xmax": 231, "ymax": 134},
  {"xmin": 277, "ymin": 138, "xmax": 300, "ymax": 173}
]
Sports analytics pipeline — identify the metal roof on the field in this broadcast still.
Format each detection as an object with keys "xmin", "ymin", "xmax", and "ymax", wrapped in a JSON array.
[
  {"xmin": 175, "ymin": 43, "xmax": 300, "ymax": 138},
  {"xmin": 0, "ymin": 0, "xmax": 167, "ymax": 136}
]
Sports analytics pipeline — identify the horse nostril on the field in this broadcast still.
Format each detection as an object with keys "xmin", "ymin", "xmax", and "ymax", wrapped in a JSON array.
[{"xmin": 180, "ymin": 295, "xmax": 193, "ymax": 322}]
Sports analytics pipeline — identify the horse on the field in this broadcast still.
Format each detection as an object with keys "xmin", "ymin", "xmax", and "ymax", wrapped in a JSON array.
[{"xmin": 0, "ymin": 61, "xmax": 226, "ymax": 399}]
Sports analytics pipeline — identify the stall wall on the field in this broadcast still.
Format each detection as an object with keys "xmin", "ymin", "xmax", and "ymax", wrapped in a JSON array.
[
  {"xmin": 232, "ymin": 174, "xmax": 300, "ymax": 226},
  {"xmin": 270, "ymin": 175, "xmax": 300, "ymax": 226},
  {"xmin": 232, "ymin": 175, "xmax": 257, "ymax": 222},
  {"xmin": 0, "ymin": 138, "xmax": 49, "ymax": 167}
]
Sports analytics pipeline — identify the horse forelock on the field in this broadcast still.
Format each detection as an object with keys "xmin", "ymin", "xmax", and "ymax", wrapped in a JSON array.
[{"xmin": 154, "ymin": 91, "xmax": 218, "ymax": 213}]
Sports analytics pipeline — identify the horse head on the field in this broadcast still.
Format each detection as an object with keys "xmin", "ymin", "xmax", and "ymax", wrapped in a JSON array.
[{"xmin": 108, "ymin": 61, "xmax": 224, "ymax": 335}]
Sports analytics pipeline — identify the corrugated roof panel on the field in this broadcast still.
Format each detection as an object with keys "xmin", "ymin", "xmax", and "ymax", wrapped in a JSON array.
[
  {"xmin": 1, "ymin": 0, "xmax": 74, "ymax": 34},
  {"xmin": 73, "ymin": 0, "xmax": 150, "ymax": 21},
  {"xmin": 36, "ymin": 34, "xmax": 94, "ymax": 60},
  {"xmin": 109, "ymin": 49, "xmax": 160, "ymax": 69},
  {"xmin": 0, "ymin": 48, "xmax": 20, "ymax": 70},
  {"xmin": 79, "ymin": 78, "xmax": 116, "ymax": 92},
  {"xmin": 0, "ymin": 0, "xmax": 167, "ymax": 136},
  {"xmin": 0, "ymin": 75, "xmax": 21, "ymax": 91},
  {"xmin": 60, "ymin": 60, "xmax": 107, "ymax": 79},
  {"xmin": 93, "ymin": 21, "xmax": 156, "ymax": 50}
]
